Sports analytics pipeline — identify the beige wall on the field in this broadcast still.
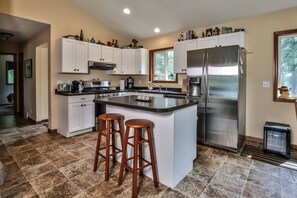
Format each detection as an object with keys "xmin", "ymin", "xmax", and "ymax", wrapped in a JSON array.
[
  {"xmin": 0, "ymin": 0, "xmax": 131, "ymax": 129},
  {"xmin": 140, "ymin": 7, "xmax": 297, "ymax": 144}
]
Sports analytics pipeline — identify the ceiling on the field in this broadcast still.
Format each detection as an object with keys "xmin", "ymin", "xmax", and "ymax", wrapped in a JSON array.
[
  {"xmin": 71, "ymin": 0, "xmax": 297, "ymax": 39},
  {"xmin": 0, "ymin": 13, "xmax": 49, "ymax": 43}
]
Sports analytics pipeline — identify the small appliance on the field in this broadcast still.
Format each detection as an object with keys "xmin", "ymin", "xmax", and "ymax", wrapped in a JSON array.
[
  {"xmin": 72, "ymin": 80, "xmax": 80, "ymax": 93},
  {"xmin": 127, "ymin": 77, "xmax": 134, "ymax": 89}
]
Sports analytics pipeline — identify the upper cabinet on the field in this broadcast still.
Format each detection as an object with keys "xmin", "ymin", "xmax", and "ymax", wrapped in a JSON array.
[
  {"xmin": 59, "ymin": 38, "xmax": 88, "ymax": 73},
  {"xmin": 88, "ymin": 43, "xmax": 113, "ymax": 63},
  {"xmin": 174, "ymin": 39, "xmax": 197, "ymax": 73},
  {"xmin": 111, "ymin": 48, "xmax": 122, "ymax": 74},
  {"xmin": 135, "ymin": 48, "xmax": 148, "ymax": 75},
  {"xmin": 197, "ymin": 32, "xmax": 245, "ymax": 49},
  {"xmin": 174, "ymin": 32, "xmax": 245, "ymax": 73},
  {"xmin": 121, "ymin": 48, "xmax": 148, "ymax": 75}
]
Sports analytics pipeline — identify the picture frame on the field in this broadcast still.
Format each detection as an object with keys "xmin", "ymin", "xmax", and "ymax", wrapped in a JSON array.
[{"xmin": 24, "ymin": 59, "xmax": 32, "ymax": 78}]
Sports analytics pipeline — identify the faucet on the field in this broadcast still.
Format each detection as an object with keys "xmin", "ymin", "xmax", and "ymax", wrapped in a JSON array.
[{"xmin": 153, "ymin": 83, "xmax": 162, "ymax": 92}]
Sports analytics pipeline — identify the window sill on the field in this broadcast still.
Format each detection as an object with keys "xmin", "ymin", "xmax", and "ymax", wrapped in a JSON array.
[{"xmin": 274, "ymin": 97, "xmax": 296, "ymax": 103}]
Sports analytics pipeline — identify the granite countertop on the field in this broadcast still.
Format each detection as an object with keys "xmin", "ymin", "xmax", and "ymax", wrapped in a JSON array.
[{"xmin": 94, "ymin": 95, "xmax": 198, "ymax": 113}]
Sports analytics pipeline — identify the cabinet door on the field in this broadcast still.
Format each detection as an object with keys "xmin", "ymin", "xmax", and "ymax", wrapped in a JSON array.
[
  {"xmin": 88, "ymin": 43, "xmax": 101, "ymax": 62},
  {"xmin": 101, "ymin": 46, "xmax": 113, "ymax": 63},
  {"xmin": 76, "ymin": 41, "xmax": 88, "ymax": 73},
  {"xmin": 184, "ymin": 40, "xmax": 197, "ymax": 72},
  {"xmin": 135, "ymin": 48, "xmax": 148, "ymax": 74},
  {"xmin": 174, "ymin": 42, "xmax": 185, "ymax": 73},
  {"xmin": 197, "ymin": 36, "xmax": 219, "ymax": 49},
  {"xmin": 219, "ymin": 32, "xmax": 245, "ymax": 48},
  {"xmin": 122, "ymin": 49, "xmax": 135, "ymax": 74},
  {"xmin": 61, "ymin": 38, "xmax": 76, "ymax": 73},
  {"xmin": 112, "ymin": 48, "xmax": 122, "ymax": 74},
  {"xmin": 68, "ymin": 103, "xmax": 83, "ymax": 132},
  {"xmin": 82, "ymin": 101, "xmax": 95, "ymax": 128}
]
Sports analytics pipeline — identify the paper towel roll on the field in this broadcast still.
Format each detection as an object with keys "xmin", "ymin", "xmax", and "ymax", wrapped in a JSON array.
[{"xmin": 120, "ymin": 80, "xmax": 125, "ymax": 90}]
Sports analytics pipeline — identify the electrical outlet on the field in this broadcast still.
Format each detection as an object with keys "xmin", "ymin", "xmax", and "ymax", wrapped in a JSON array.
[
  {"xmin": 262, "ymin": 81, "xmax": 270, "ymax": 88},
  {"xmin": 139, "ymin": 80, "xmax": 142, "ymax": 84}
]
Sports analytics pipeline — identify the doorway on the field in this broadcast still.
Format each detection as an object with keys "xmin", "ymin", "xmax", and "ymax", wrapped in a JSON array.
[{"xmin": 0, "ymin": 53, "xmax": 16, "ymax": 116}]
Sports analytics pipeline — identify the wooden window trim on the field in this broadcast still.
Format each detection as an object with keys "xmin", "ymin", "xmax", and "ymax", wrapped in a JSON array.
[
  {"xmin": 149, "ymin": 47, "xmax": 178, "ymax": 83},
  {"xmin": 273, "ymin": 28, "xmax": 297, "ymax": 103}
]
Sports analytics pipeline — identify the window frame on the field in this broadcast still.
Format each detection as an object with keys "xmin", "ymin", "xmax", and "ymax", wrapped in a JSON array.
[
  {"xmin": 273, "ymin": 28, "xmax": 297, "ymax": 103},
  {"xmin": 149, "ymin": 47, "xmax": 178, "ymax": 83}
]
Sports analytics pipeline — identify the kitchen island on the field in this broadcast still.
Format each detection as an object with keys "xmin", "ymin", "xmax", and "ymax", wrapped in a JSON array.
[{"xmin": 94, "ymin": 95, "xmax": 198, "ymax": 188}]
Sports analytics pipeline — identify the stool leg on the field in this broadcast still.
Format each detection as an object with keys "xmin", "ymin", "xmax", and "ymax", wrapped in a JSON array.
[
  {"xmin": 119, "ymin": 117, "xmax": 124, "ymax": 148},
  {"xmin": 94, "ymin": 119, "xmax": 104, "ymax": 172},
  {"xmin": 147, "ymin": 126, "xmax": 158, "ymax": 188},
  {"xmin": 132, "ymin": 128, "xmax": 139, "ymax": 198},
  {"xmin": 139, "ymin": 128, "xmax": 143, "ymax": 176},
  {"xmin": 111, "ymin": 120, "xmax": 116, "ymax": 162},
  {"xmin": 118, "ymin": 126, "xmax": 130, "ymax": 185},
  {"xmin": 105, "ymin": 120, "xmax": 111, "ymax": 181}
]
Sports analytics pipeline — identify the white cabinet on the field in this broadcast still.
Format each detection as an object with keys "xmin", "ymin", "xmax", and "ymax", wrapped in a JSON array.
[
  {"xmin": 135, "ymin": 48, "xmax": 148, "ymax": 75},
  {"xmin": 60, "ymin": 38, "xmax": 88, "ymax": 73},
  {"xmin": 197, "ymin": 36, "xmax": 219, "ymax": 49},
  {"xmin": 122, "ymin": 49, "xmax": 135, "ymax": 74},
  {"xmin": 121, "ymin": 48, "xmax": 149, "ymax": 75},
  {"xmin": 219, "ymin": 32, "xmax": 245, "ymax": 48},
  {"xmin": 174, "ymin": 39, "xmax": 197, "ymax": 73},
  {"xmin": 109, "ymin": 48, "xmax": 122, "ymax": 74},
  {"xmin": 57, "ymin": 95, "xmax": 95, "ymax": 137},
  {"xmin": 88, "ymin": 43, "xmax": 113, "ymax": 63},
  {"xmin": 197, "ymin": 32, "xmax": 245, "ymax": 49}
]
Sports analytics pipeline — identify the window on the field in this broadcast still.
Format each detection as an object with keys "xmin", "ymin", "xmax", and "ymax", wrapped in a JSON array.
[
  {"xmin": 6, "ymin": 61, "xmax": 14, "ymax": 85},
  {"xmin": 274, "ymin": 29, "xmax": 297, "ymax": 101},
  {"xmin": 150, "ymin": 47, "xmax": 177, "ymax": 83}
]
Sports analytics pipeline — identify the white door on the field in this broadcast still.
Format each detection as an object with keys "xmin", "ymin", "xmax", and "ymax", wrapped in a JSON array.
[
  {"xmin": 197, "ymin": 36, "xmax": 219, "ymax": 49},
  {"xmin": 61, "ymin": 38, "xmax": 76, "ymax": 72},
  {"xmin": 184, "ymin": 40, "xmax": 197, "ymax": 73},
  {"xmin": 68, "ymin": 103, "xmax": 83, "ymax": 132},
  {"xmin": 122, "ymin": 49, "xmax": 135, "ymax": 74},
  {"xmin": 113, "ymin": 48, "xmax": 122, "ymax": 74},
  {"xmin": 101, "ymin": 46, "xmax": 113, "ymax": 63},
  {"xmin": 88, "ymin": 43, "xmax": 101, "ymax": 62},
  {"xmin": 82, "ymin": 102, "xmax": 95, "ymax": 128},
  {"xmin": 174, "ymin": 42, "xmax": 185, "ymax": 73},
  {"xmin": 76, "ymin": 41, "xmax": 88, "ymax": 73},
  {"xmin": 135, "ymin": 48, "xmax": 148, "ymax": 74}
]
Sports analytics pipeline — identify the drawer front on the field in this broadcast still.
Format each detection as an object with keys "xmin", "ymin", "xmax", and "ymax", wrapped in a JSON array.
[{"xmin": 68, "ymin": 94, "xmax": 94, "ymax": 103}]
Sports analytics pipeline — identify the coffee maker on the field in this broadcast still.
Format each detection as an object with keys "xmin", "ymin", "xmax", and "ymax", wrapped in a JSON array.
[{"xmin": 127, "ymin": 77, "xmax": 134, "ymax": 89}]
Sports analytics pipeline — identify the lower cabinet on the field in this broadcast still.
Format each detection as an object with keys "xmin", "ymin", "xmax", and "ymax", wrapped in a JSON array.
[{"xmin": 57, "ymin": 95, "xmax": 95, "ymax": 137}]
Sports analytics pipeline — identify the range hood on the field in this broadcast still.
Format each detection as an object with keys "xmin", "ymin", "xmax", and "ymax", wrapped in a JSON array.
[{"xmin": 88, "ymin": 61, "xmax": 116, "ymax": 70}]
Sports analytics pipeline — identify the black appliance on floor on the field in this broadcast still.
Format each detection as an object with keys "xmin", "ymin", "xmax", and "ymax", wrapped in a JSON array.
[{"xmin": 263, "ymin": 121, "xmax": 291, "ymax": 158}]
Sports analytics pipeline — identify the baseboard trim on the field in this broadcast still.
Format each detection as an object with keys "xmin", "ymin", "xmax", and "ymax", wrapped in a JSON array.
[
  {"xmin": 246, "ymin": 135, "xmax": 297, "ymax": 150},
  {"xmin": 28, "ymin": 117, "xmax": 48, "ymax": 124},
  {"xmin": 48, "ymin": 128, "xmax": 57, "ymax": 133}
]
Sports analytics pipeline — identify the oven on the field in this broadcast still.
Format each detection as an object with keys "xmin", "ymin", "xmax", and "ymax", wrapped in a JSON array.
[{"xmin": 93, "ymin": 91, "xmax": 126, "ymax": 131}]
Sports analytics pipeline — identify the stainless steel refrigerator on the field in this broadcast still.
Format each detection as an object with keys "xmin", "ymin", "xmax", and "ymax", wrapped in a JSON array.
[{"xmin": 187, "ymin": 45, "xmax": 246, "ymax": 152}]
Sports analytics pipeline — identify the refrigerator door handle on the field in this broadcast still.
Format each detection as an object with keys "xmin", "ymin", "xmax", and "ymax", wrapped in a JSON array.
[{"xmin": 205, "ymin": 52, "xmax": 209, "ymax": 103}]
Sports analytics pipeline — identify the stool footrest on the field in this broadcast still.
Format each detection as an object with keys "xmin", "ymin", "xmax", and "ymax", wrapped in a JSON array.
[{"xmin": 124, "ymin": 156, "xmax": 152, "ymax": 171}]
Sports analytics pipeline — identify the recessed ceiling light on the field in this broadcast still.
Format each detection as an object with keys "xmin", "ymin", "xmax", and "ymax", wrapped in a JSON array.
[
  {"xmin": 123, "ymin": 8, "xmax": 131, "ymax": 15},
  {"xmin": 154, "ymin": 28, "xmax": 160, "ymax": 33}
]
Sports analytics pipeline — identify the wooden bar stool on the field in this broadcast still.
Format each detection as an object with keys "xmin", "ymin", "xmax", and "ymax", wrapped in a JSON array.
[
  {"xmin": 93, "ymin": 113, "xmax": 124, "ymax": 181},
  {"xmin": 118, "ymin": 119, "xmax": 158, "ymax": 198}
]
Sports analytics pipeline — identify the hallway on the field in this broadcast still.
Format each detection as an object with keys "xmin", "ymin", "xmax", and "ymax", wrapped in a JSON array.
[{"xmin": 0, "ymin": 114, "xmax": 35, "ymax": 130}]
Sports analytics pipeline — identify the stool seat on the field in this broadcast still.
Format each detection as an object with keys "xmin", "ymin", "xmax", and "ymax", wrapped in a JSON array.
[
  {"xmin": 99, "ymin": 113, "xmax": 124, "ymax": 121},
  {"xmin": 125, "ymin": 119, "xmax": 152, "ymax": 128},
  {"xmin": 94, "ymin": 113, "xmax": 124, "ymax": 181}
]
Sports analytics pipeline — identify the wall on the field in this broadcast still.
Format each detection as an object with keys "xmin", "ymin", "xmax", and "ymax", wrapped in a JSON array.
[
  {"xmin": 0, "ymin": 55, "xmax": 14, "ymax": 104},
  {"xmin": 140, "ymin": 7, "xmax": 297, "ymax": 144},
  {"xmin": 0, "ymin": 0, "xmax": 131, "ymax": 129}
]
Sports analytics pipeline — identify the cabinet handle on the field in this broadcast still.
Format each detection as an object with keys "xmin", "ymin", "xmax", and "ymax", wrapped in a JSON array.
[
  {"xmin": 81, "ymin": 98, "xmax": 86, "ymax": 100},
  {"xmin": 74, "ymin": 69, "xmax": 76, "ymax": 71},
  {"xmin": 77, "ymin": 69, "xmax": 79, "ymax": 71},
  {"xmin": 84, "ymin": 104, "xmax": 86, "ymax": 106},
  {"xmin": 81, "ymin": 104, "xmax": 83, "ymax": 107}
]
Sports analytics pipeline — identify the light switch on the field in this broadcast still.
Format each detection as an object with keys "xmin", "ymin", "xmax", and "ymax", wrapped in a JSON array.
[{"xmin": 263, "ymin": 81, "xmax": 270, "ymax": 88}]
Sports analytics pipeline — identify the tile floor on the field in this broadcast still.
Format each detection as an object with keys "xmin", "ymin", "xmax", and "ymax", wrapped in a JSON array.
[{"xmin": 0, "ymin": 125, "xmax": 297, "ymax": 198}]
